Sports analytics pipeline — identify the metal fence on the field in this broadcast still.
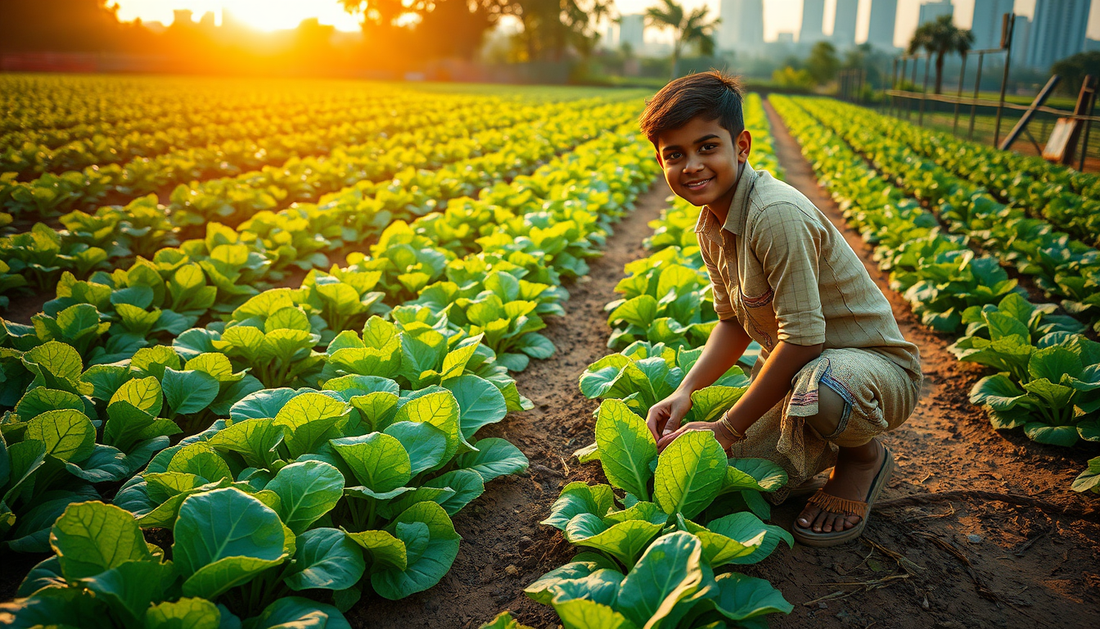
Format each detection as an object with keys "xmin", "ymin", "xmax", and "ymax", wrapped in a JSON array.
[{"xmin": 846, "ymin": 13, "xmax": 1100, "ymax": 172}]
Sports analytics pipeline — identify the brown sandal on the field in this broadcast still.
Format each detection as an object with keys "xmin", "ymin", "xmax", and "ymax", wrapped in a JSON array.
[{"xmin": 792, "ymin": 445, "xmax": 894, "ymax": 547}]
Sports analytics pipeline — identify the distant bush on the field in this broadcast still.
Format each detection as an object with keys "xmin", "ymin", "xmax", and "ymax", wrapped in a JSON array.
[{"xmin": 772, "ymin": 65, "xmax": 814, "ymax": 89}]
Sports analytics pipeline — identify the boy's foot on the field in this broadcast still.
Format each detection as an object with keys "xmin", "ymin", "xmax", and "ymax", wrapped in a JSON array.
[{"xmin": 796, "ymin": 439, "xmax": 886, "ymax": 533}]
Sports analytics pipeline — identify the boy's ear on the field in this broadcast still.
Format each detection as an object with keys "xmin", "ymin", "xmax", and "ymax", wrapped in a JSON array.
[{"xmin": 736, "ymin": 129, "xmax": 752, "ymax": 163}]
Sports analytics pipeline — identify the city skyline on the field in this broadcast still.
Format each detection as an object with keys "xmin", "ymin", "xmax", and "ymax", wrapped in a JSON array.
[{"xmin": 113, "ymin": 0, "xmax": 1100, "ymax": 50}]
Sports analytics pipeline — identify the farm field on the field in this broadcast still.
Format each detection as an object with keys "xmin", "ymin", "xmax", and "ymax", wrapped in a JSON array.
[{"xmin": 0, "ymin": 75, "xmax": 1098, "ymax": 629}]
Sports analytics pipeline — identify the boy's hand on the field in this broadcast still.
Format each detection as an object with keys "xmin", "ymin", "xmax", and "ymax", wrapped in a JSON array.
[
  {"xmin": 646, "ymin": 392, "xmax": 693, "ymax": 442},
  {"xmin": 657, "ymin": 422, "xmax": 731, "ymax": 453}
]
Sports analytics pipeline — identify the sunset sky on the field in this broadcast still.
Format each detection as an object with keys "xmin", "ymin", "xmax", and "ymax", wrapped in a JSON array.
[{"xmin": 114, "ymin": 0, "xmax": 1100, "ymax": 47}]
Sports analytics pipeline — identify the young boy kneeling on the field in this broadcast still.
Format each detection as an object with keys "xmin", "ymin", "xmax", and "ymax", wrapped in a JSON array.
[{"xmin": 640, "ymin": 71, "xmax": 922, "ymax": 547}]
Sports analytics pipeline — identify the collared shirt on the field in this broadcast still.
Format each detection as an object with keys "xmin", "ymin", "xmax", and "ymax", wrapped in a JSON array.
[{"xmin": 696, "ymin": 162, "xmax": 921, "ymax": 377}]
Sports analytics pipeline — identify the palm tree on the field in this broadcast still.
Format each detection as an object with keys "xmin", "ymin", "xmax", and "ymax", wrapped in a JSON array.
[
  {"xmin": 908, "ymin": 14, "xmax": 974, "ymax": 94},
  {"xmin": 644, "ymin": 0, "xmax": 720, "ymax": 80}
]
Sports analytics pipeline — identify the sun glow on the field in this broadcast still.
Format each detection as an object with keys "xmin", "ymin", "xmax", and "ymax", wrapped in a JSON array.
[{"xmin": 114, "ymin": 1, "xmax": 363, "ymax": 32}]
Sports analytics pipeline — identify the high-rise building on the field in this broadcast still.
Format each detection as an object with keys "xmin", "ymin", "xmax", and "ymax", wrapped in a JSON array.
[
  {"xmin": 867, "ymin": 0, "xmax": 898, "ymax": 51},
  {"xmin": 719, "ymin": 0, "xmax": 765, "ymax": 52},
  {"xmin": 1011, "ymin": 16, "xmax": 1031, "ymax": 65},
  {"xmin": 1025, "ymin": 0, "xmax": 1089, "ymax": 70},
  {"xmin": 918, "ymin": 0, "xmax": 954, "ymax": 26},
  {"xmin": 800, "ymin": 0, "xmax": 826, "ymax": 44},
  {"xmin": 971, "ymin": 0, "xmax": 1014, "ymax": 50},
  {"xmin": 832, "ymin": 0, "xmax": 859, "ymax": 48},
  {"xmin": 619, "ymin": 14, "xmax": 646, "ymax": 53}
]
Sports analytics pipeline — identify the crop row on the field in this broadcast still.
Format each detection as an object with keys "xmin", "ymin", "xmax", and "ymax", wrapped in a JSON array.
[
  {"xmin": 862, "ymin": 107, "xmax": 1100, "ymax": 242},
  {"xmin": 772, "ymin": 96, "xmax": 1099, "ymax": 495},
  {"xmin": 793, "ymin": 98, "xmax": 1100, "ymax": 335},
  {"xmin": 1, "ymin": 75, "xmax": 419, "ymax": 142},
  {"xmin": 0, "ymin": 104, "xmax": 661, "ymax": 627},
  {"xmin": 0, "ymin": 98, "xmax": 636, "ymax": 311},
  {"xmin": 0, "ymin": 91, "xmax": 598, "ymax": 218},
  {"xmin": 0, "ymin": 89, "xmax": 432, "ymax": 178}
]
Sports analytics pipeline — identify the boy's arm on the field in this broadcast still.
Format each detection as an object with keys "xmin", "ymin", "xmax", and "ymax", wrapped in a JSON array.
[
  {"xmin": 646, "ymin": 318, "xmax": 751, "ymax": 441},
  {"xmin": 658, "ymin": 202, "xmax": 828, "ymax": 450}
]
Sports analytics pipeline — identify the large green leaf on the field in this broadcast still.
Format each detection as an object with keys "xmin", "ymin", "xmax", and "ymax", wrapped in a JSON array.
[
  {"xmin": 383, "ymin": 421, "xmax": 448, "ymax": 477},
  {"xmin": 455, "ymin": 437, "xmax": 529, "ymax": 483},
  {"xmin": 284, "ymin": 528, "xmax": 366, "ymax": 591},
  {"xmin": 50, "ymin": 501, "xmax": 153, "ymax": 580},
  {"xmin": 594, "ymin": 399, "xmax": 657, "ymax": 501},
  {"xmin": 162, "ymin": 368, "xmax": 220, "ymax": 416},
  {"xmin": 370, "ymin": 501, "xmax": 461, "ymax": 600},
  {"xmin": 707, "ymin": 572, "xmax": 793, "ymax": 621},
  {"xmin": 243, "ymin": 597, "xmax": 351, "ymax": 629},
  {"xmin": 552, "ymin": 599, "xmax": 638, "ymax": 629},
  {"xmin": 173, "ymin": 487, "xmax": 287, "ymax": 598},
  {"xmin": 145, "ymin": 597, "xmax": 222, "ymax": 629},
  {"xmin": 524, "ymin": 556, "xmax": 621, "ymax": 605},
  {"xmin": 541, "ymin": 482, "xmax": 616, "ymax": 531},
  {"xmin": 423, "ymin": 469, "xmax": 485, "ymax": 515},
  {"xmin": 25, "ymin": 409, "xmax": 96, "ymax": 463},
  {"xmin": 392, "ymin": 390, "xmax": 469, "ymax": 471},
  {"xmin": 343, "ymin": 528, "xmax": 407, "ymax": 572},
  {"xmin": 330, "ymin": 433, "xmax": 411, "ymax": 492},
  {"xmin": 206, "ymin": 417, "xmax": 285, "ymax": 470},
  {"xmin": 443, "ymin": 375, "xmax": 507, "ymax": 439},
  {"xmin": 0, "ymin": 586, "xmax": 111, "ymax": 629},
  {"xmin": 653, "ymin": 431, "xmax": 726, "ymax": 519},
  {"xmin": 274, "ymin": 392, "xmax": 350, "ymax": 459},
  {"xmin": 721, "ymin": 459, "xmax": 789, "ymax": 494},
  {"xmin": 563, "ymin": 515, "xmax": 663, "ymax": 568},
  {"xmin": 80, "ymin": 560, "xmax": 176, "ymax": 625},
  {"xmin": 265, "ymin": 460, "xmax": 345, "ymax": 535},
  {"xmin": 614, "ymin": 531, "xmax": 708, "ymax": 629}
]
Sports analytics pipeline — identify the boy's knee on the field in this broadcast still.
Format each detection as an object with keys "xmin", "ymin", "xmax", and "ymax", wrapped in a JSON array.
[{"xmin": 804, "ymin": 383, "xmax": 849, "ymax": 440}]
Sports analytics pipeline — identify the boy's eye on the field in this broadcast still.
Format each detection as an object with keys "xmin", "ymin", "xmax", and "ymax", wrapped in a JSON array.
[
  {"xmin": 666, "ymin": 152, "xmax": 682, "ymax": 161},
  {"xmin": 701, "ymin": 143, "xmax": 717, "ymax": 151}
]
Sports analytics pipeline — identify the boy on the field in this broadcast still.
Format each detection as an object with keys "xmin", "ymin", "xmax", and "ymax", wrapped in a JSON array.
[{"xmin": 639, "ymin": 71, "xmax": 922, "ymax": 547}]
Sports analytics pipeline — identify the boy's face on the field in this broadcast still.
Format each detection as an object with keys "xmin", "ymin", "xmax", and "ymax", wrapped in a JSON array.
[{"xmin": 654, "ymin": 115, "xmax": 751, "ymax": 213}]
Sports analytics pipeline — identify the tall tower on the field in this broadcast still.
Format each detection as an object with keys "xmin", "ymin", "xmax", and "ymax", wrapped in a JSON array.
[
  {"xmin": 1025, "ymin": 0, "xmax": 1090, "ymax": 70},
  {"xmin": 619, "ymin": 14, "xmax": 646, "ymax": 53},
  {"xmin": 832, "ymin": 0, "xmax": 859, "ymax": 49},
  {"xmin": 719, "ymin": 0, "xmax": 765, "ymax": 52},
  {"xmin": 971, "ymin": 0, "xmax": 1014, "ymax": 50},
  {"xmin": 800, "ymin": 0, "xmax": 826, "ymax": 44},
  {"xmin": 918, "ymin": 0, "xmax": 954, "ymax": 27},
  {"xmin": 867, "ymin": 0, "xmax": 898, "ymax": 51}
]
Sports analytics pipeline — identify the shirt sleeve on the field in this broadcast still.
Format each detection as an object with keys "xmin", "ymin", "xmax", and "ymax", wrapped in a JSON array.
[
  {"xmin": 748, "ymin": 202, "xmax": 827, "ymax": 346},
  {"xmin": 698, "ymin": 237, "xmax": 737, "ymax": 321}
]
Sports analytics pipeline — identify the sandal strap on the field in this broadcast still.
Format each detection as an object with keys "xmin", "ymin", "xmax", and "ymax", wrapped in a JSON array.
[{"xmin": 806, "ymin": 490, "xmax": 867, "ymax": 518}]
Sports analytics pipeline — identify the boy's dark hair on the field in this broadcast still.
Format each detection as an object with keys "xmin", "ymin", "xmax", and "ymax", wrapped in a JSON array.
[{"xmin": 639, "ymin": 70, "xmax": 745, "ymax": 148}]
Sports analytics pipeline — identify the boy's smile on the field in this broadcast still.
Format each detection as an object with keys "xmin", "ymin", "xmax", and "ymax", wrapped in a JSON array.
[{"xmin": 654, "ymin": 115, "xmax": 751, "ymax": 223}]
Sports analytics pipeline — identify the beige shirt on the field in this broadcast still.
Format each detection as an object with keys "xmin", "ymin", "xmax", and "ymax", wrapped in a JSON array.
[{"xmin": 697, "ymin": 162, "xmax": 921, "ymax": 378}]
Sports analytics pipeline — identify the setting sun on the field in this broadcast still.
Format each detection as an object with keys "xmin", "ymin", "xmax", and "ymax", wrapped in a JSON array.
[{"xmin": 114, "ymin": 0, "xmax": 363, "ymax": 31}]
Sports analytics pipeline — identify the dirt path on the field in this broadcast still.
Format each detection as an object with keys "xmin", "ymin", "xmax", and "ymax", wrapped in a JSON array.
[
  {"xmin": 350, "ymin": 178, "xmax": 672, "ymax": 629},
  {"xmin": 757, "ymin": 98, "xmax": 1100, "ymax": 629}
]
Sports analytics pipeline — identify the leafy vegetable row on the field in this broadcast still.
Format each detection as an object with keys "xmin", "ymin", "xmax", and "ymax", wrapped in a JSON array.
[
  {"xmin": 1, "ymin": 87, "xmax": 430, "ymax": 179},
  {"xmin": 792, "ymin": 97, "xmax": 1100, "ymax": 334},
  {"xmin": 772, "ymin": 96, "xmax": 1099, "ymax": 494},
  {"xmin": 0, "ymin": 91, "xmax": 608, "ymax": 220},
  {"xmin": 0, "ymin": 99, "xmax": 638, "ymax": 310},
  {"xmin": 0, "ymin": 112, "xmax": 663, "ymax": 627},
  {"xmin": 829, "ymin": 101, "xmax": 1100, "ymax": 245}
]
